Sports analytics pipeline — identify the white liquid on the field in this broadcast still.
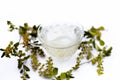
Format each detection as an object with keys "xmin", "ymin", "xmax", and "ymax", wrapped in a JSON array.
[
  {"xmin": 44, "ymin": 36, "xmax": 79, "ymax": 59},
  {"xmin": 47, "ymin": 36, "xmax": 76, "ymax": 48}
]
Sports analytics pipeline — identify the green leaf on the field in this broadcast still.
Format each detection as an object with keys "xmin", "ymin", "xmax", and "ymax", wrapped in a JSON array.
[
  {"xmin": 91, "ymin": 58, "xmax": 97, "ymax": 65},
  {"xmin": 18, "ymin": 50, "xmax": 25, "ymax": 57},
  {"xmin": 97, "ymin": 69, "xmax": 104, "ymax": 76},
  {"xmin": 97, "ymin": 26, "xmax": 105, "ymax": 30},
  {"xmin": 25, "ymin": 72, "xmax": 30, "ymax": 78},
  {"xmin": 30, "ymin": 25, "xmax": 39, "ymax": 38},
  {"xmin": 18, "ymin": 59, "xmax": 23, "ymax": 69},
  {"xmin": 53, "ymin": 67, "xmax": 58, "ymax": 75},
  {"xmin": 14, "ymin": 42, "xmax": 19, "ymax": 49},
  {"xmin": 12, "ymin": 49, "xmax": 17, "ymax": 54},
  {"xmin": 84, "ymin": 31, "xmax": 93, "ymax": 38},
  {"xmin": 99, "ymin": 40, "xmax": 105, "ymax": 46},
  {"xmin": 10, "ymin": 41, "xmax": 13, "ymax": 45},
  {"xmin": 105, "ymin": 47, "xmax": 112, "ymax": 56},
  {"xmin": 96, "ymin": 36, "xmax": 100, "ymax": 41},
  {"xmin": 6, "ymin": 54, "xmax": 11, "ymax": 58},
  {"xmin": 44, "ymin": 74, "xmax": 52, "ymax": 78},
  {"xmin": 23, "ymin": 55, "xmax": 30, "ymax": 61},
  {"xmin": 92, "ymin": 40, "xmax": 96, "ymax": 48},
  {"xmin": 89, "ymin": 27, "xmax": 97, "ymax": 36},
  {"xmin": 38, "ymin": 48, "xmax": 45, "ymax": 57},
  {"xmin": 1, "ymin": 52, "xmax": 5, "ymax": 58},
  {"xmin": 67, "ymin": 73, "xmax": 74, "ymax": 78},
  {"xmin": 19, "ymin": 26, "xmax": 26, "ymax": 35},
  {"xmin": 20, "ymin": 69, "xmax": 23, "ymax": 73},
  {"xmin": 24, "ymin": 23, "xmax": 28, "ymax": 28},
  {"xmin": 87, "ymin": 51, "xmax": 92, "ymax": 60},
  {"xmin": 7, "ymin": 21, "xmax": 11, "ymax": 25},
  {"xmin": 60, "ymin": 73, "xmax": 66, "ymax": 79},
  {"xmin": 0, "ymin": 49, "xmax": 5, "ymax": 51},
  {"xmin": 7, "ymin": 21, "xmax": 17, "ymax": 31},
  {"xmin": 23, "ymin": 65, "xmax": 30, "ymax": 71},
  {"xmin": 96, "ymin": 45, "xmax": 102, "ymax": 51}
]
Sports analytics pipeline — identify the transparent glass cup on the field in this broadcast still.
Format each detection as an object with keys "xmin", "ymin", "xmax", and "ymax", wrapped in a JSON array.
[{"xmin": 38, "ymin": 24, "xmax": 84, "ymax": 60}]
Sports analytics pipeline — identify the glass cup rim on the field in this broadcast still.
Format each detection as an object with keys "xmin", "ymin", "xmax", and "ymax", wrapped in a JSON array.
[{"xmin": 37, "ymin": 24, "xmax": 84, "ymax": 49}]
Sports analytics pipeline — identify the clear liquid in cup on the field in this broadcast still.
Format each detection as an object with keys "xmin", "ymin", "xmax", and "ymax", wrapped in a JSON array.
[{"xmin": 38, "ymin": 24, "xmax": 83, "ymax": 60}]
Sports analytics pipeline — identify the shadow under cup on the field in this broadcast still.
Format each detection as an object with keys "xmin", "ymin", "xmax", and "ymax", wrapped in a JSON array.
[{"xmin": 38, "ymin": 24, "xmax": 84, "ymax": 60}]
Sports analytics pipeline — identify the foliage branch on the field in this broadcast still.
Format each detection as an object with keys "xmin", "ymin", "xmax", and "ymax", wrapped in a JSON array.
[{"xmin": 0, "ymin": 21, "xmax": 112, "ymax": 80}]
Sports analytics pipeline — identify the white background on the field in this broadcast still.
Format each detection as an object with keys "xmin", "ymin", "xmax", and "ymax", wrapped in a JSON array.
[{"xmin": 0, "ymin": 0, "xmax": 120, "ymax": 80}]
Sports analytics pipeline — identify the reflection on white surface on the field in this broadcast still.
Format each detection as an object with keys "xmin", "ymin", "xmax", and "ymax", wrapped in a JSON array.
[{"xmin": 0, "ymin": 0, "xmax": 120, "ymax": 80}]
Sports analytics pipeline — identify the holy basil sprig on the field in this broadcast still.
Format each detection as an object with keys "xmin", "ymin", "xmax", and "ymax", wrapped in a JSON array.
[
  {"xmin": 39, "ymin": 57, "xmax": 58, "ymax": 78},
  {"xmin": 0, "ymin": 21, "xmax": 45, "ymax": 80},
  {"xmin": 0, "ymin": 21, "xmax": 112, "ymax": 80},
  {"xmin": 84, "ymin": 26, "xmax": 112, "ymax": 75}
]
